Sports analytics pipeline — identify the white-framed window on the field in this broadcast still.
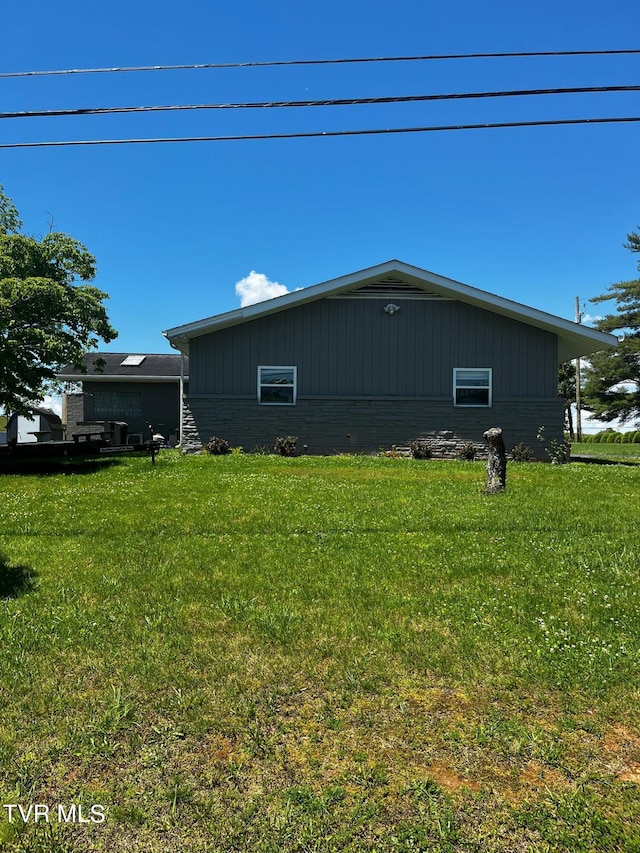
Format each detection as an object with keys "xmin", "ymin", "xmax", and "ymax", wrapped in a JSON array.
[
  {"xmin": 453, "ymin": 368, "xmax": 492, "ymax": 407},
  {"xmin": 257, "ymin": 366, "xmax": 297, "ymax": 405}
]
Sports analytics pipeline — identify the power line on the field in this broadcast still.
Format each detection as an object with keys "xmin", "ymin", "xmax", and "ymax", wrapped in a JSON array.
[
  {"xmin": 1, "ymin": 49, "xmax": 639, "ymax": 79},
  {"xmin": 3, "ymin": 85, "xmax": 639, "ymax": 121},
  {"xmin": 1, "ymin": 115, "xmax": 638, "ymax": 148}
]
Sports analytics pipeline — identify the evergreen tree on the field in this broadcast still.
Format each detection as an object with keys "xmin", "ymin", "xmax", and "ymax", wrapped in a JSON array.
[{"xmin": 582, "ymin": 229, "xmax": 640, "ymax": 424}]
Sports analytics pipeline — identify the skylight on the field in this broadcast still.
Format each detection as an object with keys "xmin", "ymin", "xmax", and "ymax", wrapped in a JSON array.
[{"xmin": 121, "ymin": 355, "xmax": 146, "ymax": 366}]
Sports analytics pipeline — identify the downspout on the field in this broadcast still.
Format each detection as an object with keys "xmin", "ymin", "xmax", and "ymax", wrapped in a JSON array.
[{"xmin": 166, "ymin": 334, "xmax": 186, "ymax": 448}]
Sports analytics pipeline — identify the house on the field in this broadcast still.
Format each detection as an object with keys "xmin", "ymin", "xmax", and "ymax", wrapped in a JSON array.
[
  {"xmin": 57, "ymin": 353, "xmax": 188, "ymax": 445},
  {"xmin": 6, "ymin": 407, "xmax": 64, "ymax": 444},
  {"xmin": 163, "ymin": 260, "xmax": 617, "ymax": 457}
]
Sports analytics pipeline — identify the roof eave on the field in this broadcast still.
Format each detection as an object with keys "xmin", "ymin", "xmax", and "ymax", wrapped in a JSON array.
[
  {"xmin": 557, "ymin": 333, "xmax": 617, "ymax": 362},
  {"xmin": 162, "ymin": 259, "xmax": 619, "ymax": 359},
  {"xmin": 162, "ymin": 260, "xmax": 407, "ymax": 344},
  {"xmin": 56, "ymin": 374, "xmax": 188, "ymax": 383}
]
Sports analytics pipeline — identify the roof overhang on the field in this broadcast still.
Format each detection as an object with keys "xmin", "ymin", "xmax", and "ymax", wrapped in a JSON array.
[
  {"xmin": 163, "ymin": 260, "xmax": 617, "ymax": 361},
  {"xmin": 57, "ymin": 375, "xmax": 187, "ymax": 384}
]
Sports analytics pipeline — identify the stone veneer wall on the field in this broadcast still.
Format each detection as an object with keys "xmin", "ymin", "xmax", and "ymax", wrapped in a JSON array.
[
  {"xmin": 181, "ymin": 397, "xmax": 203, "ymax": 454},
  {"xmin": 181, "ymin": 396, "xmax": 564, "ymax": 459},
  {"xmin": 62, "ymin": 393, "xmax": 91, "ymax": 437}
]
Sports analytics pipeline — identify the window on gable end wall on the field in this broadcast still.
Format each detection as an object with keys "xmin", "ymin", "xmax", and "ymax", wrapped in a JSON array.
[
  {"xmin": 453, "ymin": 368, "xmax": 492, "ymax": 407},
  {"xmin": 258, "ymin": 366, "xmax": 297, "ymax": 404}
]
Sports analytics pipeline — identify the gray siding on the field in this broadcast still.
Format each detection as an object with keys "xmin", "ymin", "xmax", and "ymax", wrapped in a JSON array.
[
  {"xmin": 182, "ymin": 395, "xmax": 564, "ymax": 459},
  {"xmin": 189, "ymin": 298, "xmax": 558, "ymax": 399},
  {"xmin": 67, "ymin": 382, "xmax": 182, "ymax": 441}
]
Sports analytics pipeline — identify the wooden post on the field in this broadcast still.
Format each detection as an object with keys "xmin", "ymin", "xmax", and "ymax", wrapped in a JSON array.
[{"xmin": 484, "ymin": 427, "xmax": 506, "ymax": 494}]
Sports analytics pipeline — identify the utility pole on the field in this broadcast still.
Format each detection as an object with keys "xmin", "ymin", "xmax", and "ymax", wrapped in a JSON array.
[{"xmin": 575, "ymin": 297, "xmax": 582, "ymax": 442}]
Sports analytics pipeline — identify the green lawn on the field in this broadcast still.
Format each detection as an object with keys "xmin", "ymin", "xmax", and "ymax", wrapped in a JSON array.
[
  {"xmin": 1, "ymin": 452, "xmax": 639, "ymax": 852},
  {"xmin": 572, "ymin": 441, "xmax": 640, "ymax": 461}
]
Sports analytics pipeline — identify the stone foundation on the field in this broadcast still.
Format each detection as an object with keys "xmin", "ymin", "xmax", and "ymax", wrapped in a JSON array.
[{"xmin": 180, "ymin": 395, "xmax": 563, "ymax": 460}]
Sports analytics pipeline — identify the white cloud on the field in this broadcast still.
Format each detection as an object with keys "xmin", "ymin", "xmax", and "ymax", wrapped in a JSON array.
[
  {"xmin": 235, "ymin": 271, "xmax": 289, "ymax": 307},
  {"xmin": 581, "ymin": 313, "xmax": 603, "ymax": 326},
  {"xmin": 43, "ymin": 394, "xmax": 62, "ymax": 416}
]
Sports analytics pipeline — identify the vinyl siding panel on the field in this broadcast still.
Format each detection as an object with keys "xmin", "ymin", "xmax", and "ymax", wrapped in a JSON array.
[
  {"xmin": 76, "ymin": 381, "xmax": 182, "ymax": 439},
  {"xmin": 189, "ymin": 297, "xmax": 558, "ymax": 399}
]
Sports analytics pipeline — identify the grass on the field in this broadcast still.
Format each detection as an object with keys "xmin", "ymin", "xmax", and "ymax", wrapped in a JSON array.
[
  {"xmin": 572, "ymin": 441, "xmax": 640, "ymax": 462},
  {"xmin": 0, "ymin": 452, "xmax": 639, "ymax": 851}
]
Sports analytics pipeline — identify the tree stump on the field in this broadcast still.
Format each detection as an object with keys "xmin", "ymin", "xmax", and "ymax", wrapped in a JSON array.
[{"xmin": 484, "ymin": 427, "xmax": 506, "ymax": 494}]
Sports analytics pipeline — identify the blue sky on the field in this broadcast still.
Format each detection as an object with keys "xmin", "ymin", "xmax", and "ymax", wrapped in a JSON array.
[{"xmin": 2, "ymin": 0, "xmax": 639, "ymax": 365}]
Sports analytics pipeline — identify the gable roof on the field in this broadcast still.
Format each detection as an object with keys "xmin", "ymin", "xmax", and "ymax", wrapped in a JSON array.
[
  {"xmin": 57, "ymin": 352, "xmax": 189, "ymax": 383},
  {"xmin": 163, "ymin": 260, "xmax": 617, "ymax": 362}
]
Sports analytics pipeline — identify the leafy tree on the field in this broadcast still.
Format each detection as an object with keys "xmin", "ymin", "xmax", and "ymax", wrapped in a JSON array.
[
  {"xmin": 0, "ymin": 188, "xmax": 21, "ymax": 234},
  {"xmin": 582, "ymin": 228, "xmax": 640, "ymax": 424},
  {"xmin": 558, "ymin": 361, "xmax": 576, "ymax": 439},
  {"xmin": 0, "ymin": 185, "xmax": 116, "ymax": 415}
]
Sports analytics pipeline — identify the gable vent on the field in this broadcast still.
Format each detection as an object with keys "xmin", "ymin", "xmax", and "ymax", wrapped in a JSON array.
[{"xmin": 333, "ymin": 276, "xmax": 449, "ymax": 300}]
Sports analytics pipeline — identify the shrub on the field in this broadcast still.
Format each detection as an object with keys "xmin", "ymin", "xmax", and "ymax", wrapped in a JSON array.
[
  {"xmin": 510, "ymin": 442, "xmax": 534, "ymax": 462},
  {"xmin": 614, "ymin": 433, "xmax": 623, "ymax": 444},
  {"xmin": 456, "ymin": 441, "xmax": 477, "ymax": 461},
  {"xmin": 537, "ymin": 426, "xmax": 571, "ymax": 464},
  {"xmin": 274, "ymin": 436, "xmax": 298, "ymax": 457},
  {"xmin": 590, "ymin": 433, "xmax": 601, "ymax": 443},
  {"xmin": 409, "ymin": 440, "xmax": 432, "ymax": 460},
  {"xmin": 634, "ymin": 432, "xmax": 640, "ymax": 444},
  {"xmin": 551, "ymin": 439, "xmax": 571, "ymax": 463},
  {"xmin": 204, "ymin": 436, "xmax": 230, "ymax": 455},
  {"xmin": 383, "ymin": 447, "xmax": 403, "ymax": 458}
]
